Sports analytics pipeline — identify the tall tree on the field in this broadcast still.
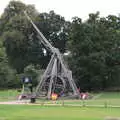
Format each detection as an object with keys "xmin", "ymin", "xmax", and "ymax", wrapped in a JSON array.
[
  {"xmin": 37, "ymin": 10, "xmax": 71, "ymax": 53},
  {"xmin": 0, "ymin": 1, "xmax": 43, "ymax": 73},
  {"xmin": 68, "ymin": 13, "xmax": 120, "ymax": 91},
  {"xmin": 0, "ymin": 39, "xmax": 17, "ymax": 88},
  {"xmin": 0, "ymin": 1, "xmax": 70, "ymax": 73},
  {"xmin": 35, "ymin": 11, "xmax": 71, "ymax": 68}
]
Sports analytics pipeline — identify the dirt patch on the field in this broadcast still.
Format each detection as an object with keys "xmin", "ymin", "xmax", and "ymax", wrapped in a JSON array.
[{"xmin": 0, "ymin": 100, "xmax": 30, "ymax": 105}]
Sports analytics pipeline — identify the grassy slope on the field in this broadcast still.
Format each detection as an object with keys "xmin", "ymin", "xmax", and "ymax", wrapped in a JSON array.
[{"xmin": 0, "ymin": 105, "xmax": 120, "ymax": 120}]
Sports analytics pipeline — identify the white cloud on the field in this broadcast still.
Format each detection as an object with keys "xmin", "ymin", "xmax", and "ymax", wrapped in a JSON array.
[{"xmin": 0, "ymin": 0, "xmax": 120, "ymax": 21}]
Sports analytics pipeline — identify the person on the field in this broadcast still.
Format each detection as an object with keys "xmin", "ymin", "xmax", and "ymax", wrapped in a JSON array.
[
  {"xmin": 51, "ymin": 93, "xmax": 58, "ymax": 100},
  {"xmin": 60, "ymin": 90, "xmax": 64, "ymax": 97},
  {"xmin": 23, "ymin": 77, "xmax": 33, "ymax": 93}
]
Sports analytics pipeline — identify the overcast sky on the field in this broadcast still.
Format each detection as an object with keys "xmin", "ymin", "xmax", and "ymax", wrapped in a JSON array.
[{"xmin": 0, "ymin": 0, "xmax": 120, "ymax": 21}]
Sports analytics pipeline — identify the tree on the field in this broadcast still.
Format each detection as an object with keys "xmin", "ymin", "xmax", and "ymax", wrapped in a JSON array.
[
  {"xmin": 0, "ymin": 1, "xmax": 71, "ymax": 73},
  {"xmin": 35, "ymin": 11, "xmax": 71, "ymax": 68},
  {"xmin": 0, "ymin": 1, "xmax": 44, "ymax": 73},
  {"xmin": 37, "ymin": 10, "xmax": 71, "ymax": 53},
  {"xmin": 0, "ymin": 39, "xmax": 17, "ymax": 88},
  {"xmin": 68, "ymin": 12, "xmax": 120, "ymax": 91}
]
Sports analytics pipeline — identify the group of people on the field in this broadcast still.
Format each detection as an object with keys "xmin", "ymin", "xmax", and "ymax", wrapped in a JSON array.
[{"xmin": 19, "ymin": 77, "xmax": 90, "ymax": 101}]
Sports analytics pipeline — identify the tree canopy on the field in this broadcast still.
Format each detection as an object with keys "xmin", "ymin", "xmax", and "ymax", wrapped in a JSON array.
[
  {"xmin": 0, "ymin": 1, "xmax": 70, "ymax": 73},
  {"xmin": 68, "ymin": 13, "xmax": 120, "ymax": 91},
  {"xmin": 0, "ymin": 1, "xmax": 120, "ymax": 91}
]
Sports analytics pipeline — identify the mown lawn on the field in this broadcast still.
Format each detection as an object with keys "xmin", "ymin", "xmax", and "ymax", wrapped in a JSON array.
[
  {"xmin": 37, "ymin": 92, "xmax": 120, "ymax": 107},
  {"xmin": 1, "ymin": 90, "xmax": 120, "ymax": 107},
  {"xmin": 0, "ymin": 90, "xmax": 18, "ymax": 101},
  {"xmin": 0, "ymin": 90, "xmax": 120, "ymax": 120},
  {"xmin": 0, "ymin": 105, "xmax": 120, "ymax": 120}
]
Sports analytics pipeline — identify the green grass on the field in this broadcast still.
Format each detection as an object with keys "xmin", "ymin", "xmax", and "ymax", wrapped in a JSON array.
[
  {"xmin": 0, "ymin": 90, "xmax": 120, "ymax": 120},
  {"xmin": 98, "ymin": 92, "xmax": 120, "ymax": 99},
  {"xmin": 0, "ymin": 90, "xmax": 18, "ymax": 101},
  {"xmin": 35, "ymin": 92, "xmax": 120, "ymax": 107},
  {"xmin": 0, "ymin": 105, "xmax": 120, "ymax": 120},
  {"xmin": 1, "ymin": 90, "xmax": 120, "ymax": 107}
]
